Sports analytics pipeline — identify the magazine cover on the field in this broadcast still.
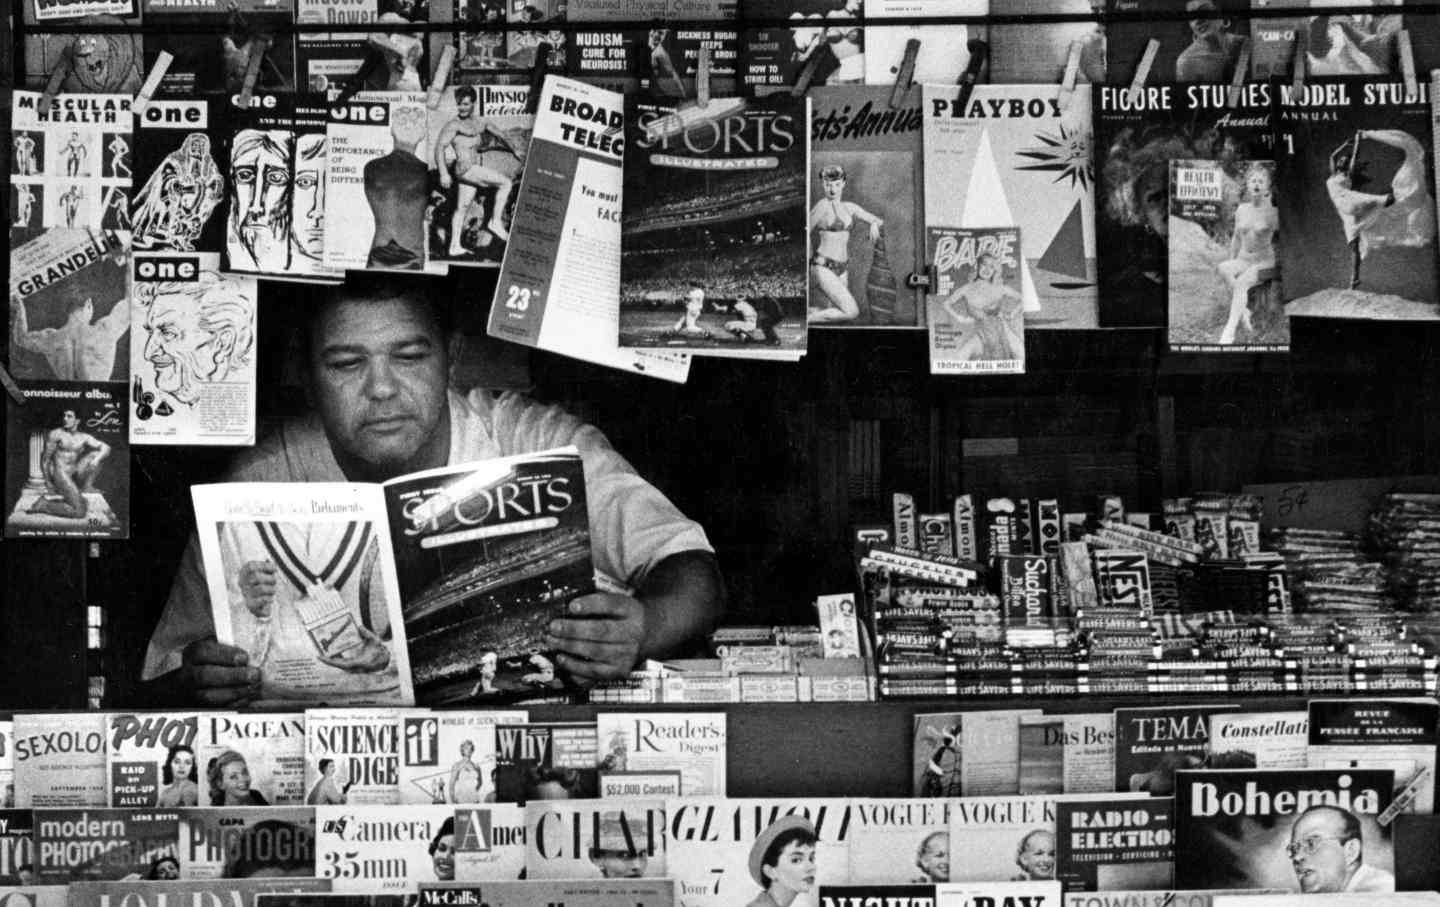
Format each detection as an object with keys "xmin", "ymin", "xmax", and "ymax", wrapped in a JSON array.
[
  {"xmin": 1018, "ymin": 714, "xmax": 1116, "ymax": 796},
  {"xmin": 488, "ymin": 76, "xmax": 690, "ymax": 383},
  {"xmin": 864, "ymin": 25, "xmax": 983, "ymax": 86},
  {"xmin": 5, "ymin": 381, "xmax": 129, "ymax": 540},
  {"xmin": 1094, "ymin": 81, "xmax": 1274, "ymax": 327},
  {"xmin": 1173, "ymin": 767, "xmax": 1395, "ymax": 891},
  {"xmin": 195, "ymin": 712, "xmax": 306, "ymax": 807},
  {"xmin": 925, "ymin": 227, "xmax": 1025, "ymax": 375},
  {"xmin": 740, "ymin": 21, "xmax": 859, "ymax": 92},
  {"xmin": 71, "ymin": 879, "xmax": 331, "ymax": 907},
  {"xmin": 106, "ymin": 713, "xmax": 200, "ymax": 808},
  {"xmin": 0, "ymin": 811, "xmax": 34, "ymax": 884},
  {"xmin": 0, "ymin": 727, "xmax": 13, "ymax": 809},
  {"xmin": 912, "ymin": 710, "xmax": 1043, "ymax": 798},
  {"xmin": 1167, "ymin": 159, "xmax": 1287, "ymax": 351},
  {"xmin": 807, "ymin": 86, "xmax": 923, "ymax": 328},
  {"xmin": 604, "ymin": 28, "xmax": 739, "ymax": 97},
  {"xmin": 924, "ymin": 84, "xmax": 1097, "ymax": 330},
  {"xmin": 493, "ymin": 722, "xmax": 599, "ymax": 803},
  {"xmin": 822, "ymin": 886, "xmax": 941, "ymax": 907},
  {"xmin": 129, "ymin": 253, "xmax": 258, "ymax": 446},
  {"xmin": 315, "ymin": 804, "xmax": 456, "ymax": 892},
  {"xmin": 223, "ymin": 92, "xmax": 298, "ymax": 277},
  {"xmin": 524, "ymin": 799, "xmax": 667, "ymax": 879},
  {"xmin": 140, "ymin": 0, "xmax": 295, "ymax": 95},
  {"xmin": 1275, "ymin": 77, "xmax": 1438, "ymax": 321},
  {"xmin": 426, "ymin": 84, "xmax": 532, "ymax": 268},
  {"xmin": 13, "ymin": 713, "xmax": 108, "ymax": 808},
  {"xmin": 0, "ymin": 889, "xmax": 63, "ymax": 907},
  {"xmin": 1249, "ymin": 2, "xmax": 1440, "ymax": 83},
  {"xmin": 618, "ymin": 93, "xmax": 809, "ymax": 358},
  {"xmin": 1207, "ymin": 712, "xmax": 1307, "ymax": 770},
  {"xmin": 304, "ymin": 709, "xmax": 403, "ymax": 805},
  {"xmin": 24, "ymin": 0, "xmax": 136, "ymax": 22},
  {"xmin": 420, "ymin": 880, "xmax": 676, "ymax": 906},
  {"xmin": 667, "ymin": 798, "xmax": 852, "ymax": 907},
  {"xmin": 33, "ymin": 808, "xmax": 180, "ymax": 883},
  {"xmin": 129, "ymin": 99, "xmax": 227, "ymax": 254},
  {"xmin": 1106, "ymin": 0, "xmax": 1249, "ymax": 85},
  {"xmin": 10, "ymin": 92, "xmax": 133, "ymax": 243},
  {"xmin": 846, "ymin": 798, "xmax": 950, "ymax": 884},
  {"xmin": 255, "ymin": 894, "xmax": 407, "ymax": 907},
  {"xmin": 295, "ymin": 0, "xmax": 449, "ymax": 94},
  {"xmin": 947, "ymin": 794, "xmax": 1136, "ymax": 883},
  {"xmin": 937, "ymin": 881, "xmax": 1064, "ymax": 907},
  {"xmin": 1306, "ymin": 698, "xmax": 1438, "ymax": 815},
  {"xmin": 176, "ymin": 807, "xmax": 317, "ymax": 878},
  {"xmin": 398, "ymin": 711, "xmax": 527, "ymax": 805},
  {"xmin": 1055, "ymin": 797, "xmax": 1173, "ymax": 891},
  {"xmin": 192, "ymin": 484, "xmax": 414, "ymax": 707},
  {"xmin": 1063, "ymin": 892, "xmax": 1282, "ymax": 907},
  {"xmin": 381, "ymin": 448, "xmax": 592, "ymax": 705},
  {"xmin": 990, "ymin": 0, "xmax": 1105, "ymax": 84},
  {"xmin": 21, "ymin": 32, "xmax": 143, "ymax": 98},
  {"xmin": 1113, "ymin": 705, "xmax": 1239, "ymax": 796},
  {"xmin": 451, "ymin": 804, "xmax": 527, "ymax": 880},
  {"xmin": 9, "ymin": 228, "xmax": 129, "ymax": 382},
  {"xmin": 322, "ymin": 91, "xmax": 438, "ymax": 273},
  {"xmin": 594, "ymin": 713, "xmax": 725, "ymax": 797}
]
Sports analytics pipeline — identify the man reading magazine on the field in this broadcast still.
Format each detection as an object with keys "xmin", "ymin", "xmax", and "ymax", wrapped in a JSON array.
[{"xmin": 142, "ymin": 276, "xmax": 725, "ymax": 705}]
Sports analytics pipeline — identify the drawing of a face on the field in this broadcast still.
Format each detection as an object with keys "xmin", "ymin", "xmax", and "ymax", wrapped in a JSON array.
[
  {"xmin": 291, "ymin": 134, "xmax": 326, "ymax": 262},
  {"xmin": 230, "ymin": 129, "xmax": 293, "ymax": 268},
  {"xmin": 141, "ymin": 279, "xmax": 252, "ymax": 405}
]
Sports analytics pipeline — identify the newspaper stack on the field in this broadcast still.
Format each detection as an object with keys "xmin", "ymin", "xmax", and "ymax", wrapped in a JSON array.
[{"xmin": 1371, "ymin": 493, "xmax": 1440, "ymax": 612}]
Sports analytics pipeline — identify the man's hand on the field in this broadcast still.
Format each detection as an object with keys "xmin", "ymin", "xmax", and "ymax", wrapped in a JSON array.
[
  {"xmin": 317, "ymin": 623, "xmax": 391, "ymax": 673},
  {"xmin": 545, "ymin": 593, "xmax": 647, "ymax": 684},
  {"xmin": 178, "ymin": 638, "xmax": 261, "ymax": 706},
  {"xmin": 237, "ymin": 560, "xmax": 276, "ymax": 618}
]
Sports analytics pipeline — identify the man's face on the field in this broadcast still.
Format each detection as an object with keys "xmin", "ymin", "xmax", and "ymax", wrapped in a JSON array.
[
  {"xmin": 917, "ymin": 834, "xmax": 949, "ymax": 882},
  {"xmin": 62, "ymin": 410, "xmax": 79, "ymax": 431},
  {"xmin": 1017, "ymin": 832, "xmax": 1055, "ymax": 879},
  {"xmin": 1290, "ymin": 811, "xmax": 1352, "ymax": 893},
  {"xmin": 291, "ymin": 135, "xmax": 327, "ymax": 261},
  {"xmin": 687, "ymin": 289, "xmax": 704, "ymax": 308},
  {"xmin": 457, "ymin": 94, "xmax": 476, "ymax": 118},
  {"xmin": 231, "ymin": 131, "xmax": 291, "ymax": 264},
  {"xmin": 310, "ymin": 296, "xmax": 450, "ymax": 477},
  {"xmin": 145, "ymin": 290, "xmax": 222, "ymax": 404},
  {"xmin": 593, "ymin": 850, "xmax": 648, "ymax": 878}
]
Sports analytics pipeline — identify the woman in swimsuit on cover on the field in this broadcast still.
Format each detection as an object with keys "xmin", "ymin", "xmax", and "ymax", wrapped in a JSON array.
[
  {"xmin": 1217, "ymin": 162, "xmax": 1278, "ymax": 345},
  {"xmin": 809, "ymin": 164, "xmax": 883, "ymax": 323}
]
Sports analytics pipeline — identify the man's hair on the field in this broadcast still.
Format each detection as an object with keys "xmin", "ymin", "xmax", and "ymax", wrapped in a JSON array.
[
  {"xmin": 137, "ymin": 272, "xmax": 256, "ymax": 370},
  {"xmin": 455, "ymin": 85, "xmax": 479, "ymax": 105},
  {"xmin": 1297, "ymin": 805, "xmax": 1363, "ymax": 849},
  {"xmin": 304, "ymin": 276, "xmax": 454, "ymax": 362}
]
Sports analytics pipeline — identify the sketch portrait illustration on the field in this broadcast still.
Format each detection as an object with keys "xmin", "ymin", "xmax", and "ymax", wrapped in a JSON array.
[
  {"xmin": 136, "ymin": 271, "xmax": 256, "ymax": 408},
  {"xmin": 290, "ymin": 133, "xmax": 327, "ymax": 265},
  {"xmin": 228, "ymin": 128, "xmax": 295, "ymax": 272},
  {"xmin": 133, "ymin": 132, "xmax": 226, "ymax": 252}
]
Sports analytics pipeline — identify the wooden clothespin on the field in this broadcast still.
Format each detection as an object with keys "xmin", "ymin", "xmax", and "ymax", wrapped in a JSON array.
[
  {"xmin": 426, "ymin": 45, "xmax": 456, "ymax": 110},
  {"xmin": 525, "ymin": 42, "xmax": 553, "ymax": 114},
  {"xmin": 236, "ymin": 36, "xmax": 272, "ymax": 109},
  {"xmin": 1128, "ymin": 38, "xmax": 1159, "ymax": 106},
  {"xmin": 791, "ymin": 52, "xmax": 824, "ymax": 97},
  {"xmin": 39, "ymin": 51, "xmax": 74, "ymax": 118},
  {"xmin": 1227, "ymin": 37, "xmax": 1250, "ymax": 108},
  {"xmin": 0, "ymin": 364, "xmax": 25, "ymax": 406},
  {"xmin": 335, "ymin": 47, "xmax": 387, "ymax": 105},
  {"xmin": 1057, "ymin": 39, "xmax": 1082, "ymax": 112},
  {"xmin": 1291, "ymin": 26, "xmax": 1308, "ymax": 96},
  {"xmin": 888, "ymin": 39, "xmax": 921, "ymax": 110},
  {"xmin": 956, "ymin": 38, "xmax": 988, "ymax": 112},
  {"xmin": 132, "ymin": 51, "xmax": 174, "ymax": 117},
  {"xmin": 697, "ymin": 45, "xmax": 712, "ymax": 109},
  {"xmin": 1399, "ymin": 29, "xmax": 1417, "ymax": 97}
]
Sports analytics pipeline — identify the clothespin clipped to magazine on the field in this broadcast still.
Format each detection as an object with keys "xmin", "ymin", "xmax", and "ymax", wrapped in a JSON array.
[
  {"xmin": 697, "ymin": 45, "xmax": 712, "ymax": 109},
  {"xmin": 426, "ymin": 46, "xmax": 456, "ymax": 110},
  {"xmin": 237, "ymin": 36, "xmax": 273, "ymax": 109},
  {"xmin": 132, "ymin": 51, "xmax": 173, "ymax": 117},
  {"xmin": 1399, "ymin": 29, "xmax": 1417, "ymax": 96},
  {"xmin": 1226, "ymin": 37, "xmax": 1250, "ymax": 108},
  {"xmin": 956, "ymin": 38, "xmax": 988, "ymax": 112},
  {"xmin": 906, "ymin": 265, "xmax": 935, "ymax": 292},
  {"xmin": 0, "ymin": 364, "xmax": 25, "ymax": 406},
  {"xmin": 525, "ymin": 42, "xmax": 553, "ymax": 114},
  {"xmin": 1127, "ymin": 38, "xmax": 1159, "ymax": 105},
  {"xmin": 888, "ymin": 39, "xmax": 921, "ymax": 110},
  {"xmin": 791, "ymin": 52, "xmax": 824, "ymax": 97},
  {"xmin": 335, "ymin": 47, "xmax": 387, "ymax": 106},
  {"xmin": 1057, "ymin": 40, "xmax": 1082, "ymax": 112},
  {"xmin": 1291, "ymin": 26, "xmax": 1308, "ymax": 95},
  {"xmin": 39, "ymin": 48, "xmax": 75, "ymax": 117}
]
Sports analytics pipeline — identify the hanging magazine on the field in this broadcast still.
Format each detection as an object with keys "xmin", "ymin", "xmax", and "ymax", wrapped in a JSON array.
[
  {"xmin": 9, "ymin": 91, "xmax": 133, "ymax": 244},
  {"xmin": 925, "ymin": 226, "xmax": 1025, "ymax": 375}
]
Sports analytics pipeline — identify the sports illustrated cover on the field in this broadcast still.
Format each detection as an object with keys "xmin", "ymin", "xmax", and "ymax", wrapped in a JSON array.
[
  {"xmin": 493, "ymin": 722, "xmax": 600, "ymax": 803},
  {"xmin": 451, "ymin": 804, "xmax": 527, "ymax": 880},
  {"xmin": 303, "ymin": 709, "xmax": 403, "ymax": 806},
  {"xmin": 1172, "ymin": 768, "xmax": 1395, "ymax": 891},
  {"xmin": 192, "ymin": 485, "xmax": 414, "ymax": 708},
  {"xmin": 808, "ymin": 86, "xmax": 923, "ymax": 328},
  {"xmin": 618, "ymin": 93, "xmax": 809, "ymax": 358},
  {"xmin": 924, "ymin": 84, "xmax": 1098, "ymax": 329},
  {"xmin": 9, "ymin": 228, "xmax": 129, "ymax": 382},
  {"xmin": 925, "ymin": 227, "xmax": 1026, "ymax": 375},
  {"xmin": 1017, "ymin": 714, "xmax": 1116, "ymax": 796},
  {"xmin": 0, "ymin": 810, "xmax": 34, "ymax": 883},
  {"xmin": 105, "ymin": 713, "xmax": 200, "ymax": 808},
  {"xmin": 70, "ymin": 879, "xmax": 331, "ymax": 907},
  {"xmin": 130, "ymin": 99, "xmax": 227, "ymax": 255},
  {"xmin": 666, "ymin": 798, "xmax": 853, "ymax": 907},
  {"xmin": 990, "ymin": 0, "xmax": 1105, "ymax": 84},
  {"xmin": 1093, "ymin": 81, "xmax": 1274, "ymax": 327},
  {"xmin": 295, "ymin": 0, "xmax": 449, "ymax": 94},
  {"xmin": 315, "ymin": 804, "xmax": 457, "ymax": 892},
  {"xmin": 140, "ymin": 0, "xmax": 295, "ymax": 95},
  {"xmin": 420, "ymin": 880, "xmax": 676, "ymax": 907},
  {"xmin": 845, "ymin": 798, "xmax": 950, "ymax": 885},
  {"xmin": 936, "ymin": 881, "xmax": 1064, "ymax": 907},
  {"xmin": 5, "ymin": 381, "xmax": 129, "ymax": 540},
  {"xmin": 380, "ymin": 449, "xmax": 592, "ymax": 705},
  {"xmin": 1167, "ymin": 159, "xmax": 1287, "ymax": 352},
  {"xmin": 176, "ymin": 807, "xmax": 317, "ymax": 878},
  {"xmin": 196, "ymin": 713, "xmax": 308, "ymax": 807},
  {"xmin": 129, "ymin": 253, "xmax": 258, "ymax": 446},
  {"xmin": 1113, "ymin": 705, "xmax": 1239, "ymax": 797},
  {"xmin": 1054, "ymin": 797, "xmax": 1174, "ymax": 891},
  {"xmin": 426, "ymin": 85, "xmax": 533, "ymax": 268},
  {"xmin": 397, "ymin": 711, "xmax": 528, "ymax": 805},
  {"xmin": 1275, "ymin": 77, "xmax": 1438, "ymax": 321},
  {"xmin": 524, "ymin": 799, "xmax": 667, "ymax": 879},
  {"xmin": 1249, "ymin": 2, "xmax": 1440, "ymax": 83},
  {"xmin": 741, "ymin": 20, "xmax": 860, "ymax": 92},
  {"xmin": 323, "ymin": 91, "xmax": 438, "ymax": 274},
  {"xmin": 1207, "ymin": 712, "xmax": 1307, "ymax": 770},
  {"xmin": 864, "ymin": 25, "xmax": 983, "ymax": 86},
  {"xmin": 12, "ymin": 712, "xmax": 108, "ymax": 808},
  {"xmin": 1106, "ymin": 0, "xmax": 1249, "ymax": 85},
  {"xmin": 33, "ymin": 809, "xmax": 179, "ymax": 883},
  {"xmin": 594, "ymin": 713, "xmax": 726, "ymax": 797},
  {"xmin": 1306, "ymin": 698, "xmax": 1439, "ymax": 815},
  {"xmin": 10, "ymin": 92, "xmax": 133, "ymax": 243}
]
